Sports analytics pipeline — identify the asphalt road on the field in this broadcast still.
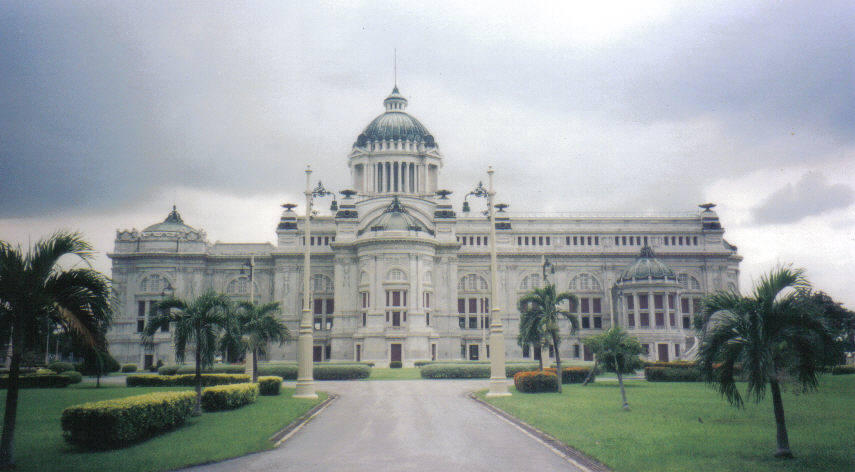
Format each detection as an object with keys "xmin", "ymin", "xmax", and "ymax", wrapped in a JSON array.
[{"xmin": 184, "ymin": 379, "xmax": 583, "ymax": 472}]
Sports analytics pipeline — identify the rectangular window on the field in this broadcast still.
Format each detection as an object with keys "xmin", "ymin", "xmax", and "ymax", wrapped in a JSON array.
[
  {"xmin": 664, "ymin": 237, "xmax": 669, "ymax": 246},
  {"xmin": 581, "ymin": 298, "xmax": 590, "ymax": 313},
  {"xmin": 644, "ymin": 236, "xmax": 648, "ymax": 245},
  {"xmin": 654, "ymin": 294, "xmax": 664, "ymax": 309},
  {"xmin": 675, "ymin": 344, "xmax": 681, "ymax": 357},
  {"xmin": 679, "ymin": 236, "xmax": 683, "ymax": 245},
  {"xmin": 361, "ymin": 292, "xmax": 369, "ymax": 308},
  {"xmin": 682, "ymin": 316, "xmax": 691, "ymax": 329},
  {"xmin": 314, "ymin": 317, "xmax": 322, "ymax": 330},
  {"xmin": 614, "ymin": 236, "xmax": 619, "ymax": 245},
  {"xmin": 592, "ymin": 298, "xmax": 602, "ymax": 314},
  {"xmin": 314, "ymin": 299, "xmax": 323, "ymax": 315},
  {"xmin": 362, "ymin": 312, "xmax": 367, "ymax": 327},
  {"xmin": 160, "ymin": 323, "xmax": 169, "ymax": 333},
  {"xmin": 518, "ymin": 236, "xmax": 522, "ymax": 245},
  {"xmin": 655, "ymin": 312, "xmax": 665, "ymax": 327},
  {"xmin": 627, "ymin": 313, "xmax": 635, "ymax": 327},
  {"xmin": 671, "ymin": 236, "xmax": 676, "ymax": 245},
  {"xmin": 681, "ymin": 298, "xmax": 690, "ymax": 313},
  {"xmin": 574, "ymin": 236, "xmax": 579, "ymax": 245},
  {"xmin": 326, "ymin": 299, "xmax": 334, "ymax": 314},
  {"xmin": 137, "ymin": 319, "xmax": 145, "ymax": 333},
  {"xmin": 639, "ymin": 296, "xmax": 649, "ymax": 310},
  {"xmin": 458, "ymin": 298, "xmax": 466, "ymax": 314},
  {"xmin": 593, "ymin": 316, "xmax": 602, "ymax": 329},
  {"xmin": 392, "ymin": 311, "xmax": 401, "ymax": 327},
  {"xmin": 626, "ymin": 295, "xmax": 634, "ymax": 310},
  {"xmin": 459, "ymin": 316, "xmax": 465, "ymax": 328},
  {"xmin": 569, "ymin": 298, "xmax": 577, "ymax": 313},
  {"xmin": 668, "ymin": 294, "xmax": 675, "ymax": 309},
  {"xmin": 392, "ymin": 291, "xmax": 401, "ymax": 306},
  {"xmin": 138, "ymin": 301, "xmax": 146, "ymax": 318},
  {"xmin": 640, "ymin": 313, "xmax": 650, "ymax": 327},
  {"xmin": 692, "ymin": 298, "xmax": 701, "ymax": 314},
  {"xmin": 522, "ymin": 344, "xmax": 530, "ymax": 358},
  {"xmin": 424, "ymin": 292, "xmax": 431, "ymax": 308},
  {"xmin": 573, "ymin": 345, "xmax": 580, "ymax": 358},
  {"xmin": 356, "ymin": 345, "xmax": 362, "ymax": 362},
  {"xmin": 469, "ymin": 316, "xmax": 478, "ymax": 329},
  {"xmin": 693, "ymin": 236, "xmax": 698, "ymax": 245},
  {"xmin": 622, "ymin": 236, "xmax": 627, "ymax": 245},
  {"xmin": 469, "ymin": 298, "xmax": 477, "ymax": 314},
  {"xmin": 566, "ymin": 236, "xmax": 571, "ymax": 245},
  {"xmin": 426, "ymin": 313, "xmax": 430, "ymax": 326},
  {"xmin": 669, "ymin": 312, "xmax": 676, "ymax": 327},
  {"xmin": 325, "ymin": 317, "xmax": 333, "ymax": 330},
  {"xmin": 582, "ymin": 316, "xmax": 591, "ymax": 329},
  {"xmin": 524, "ymin": 236, "xmax": 529, "ymax": 245},
  {"xmin": 587, "ymin": 236, "xmax": 592, "ymax": 245},
  {"xmin": 431, "ymin": 344, "xmax": 436, "ymax": 361},
  {"xmin": 324, "ymin": 345, "xmax": 331, "ymax": 360}
]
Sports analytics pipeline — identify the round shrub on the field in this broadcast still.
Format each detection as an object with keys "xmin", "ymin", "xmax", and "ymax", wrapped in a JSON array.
[
  {"xmin": 78, "ymin": 351, "xmax": 120, "ymax": 376},
  {"xmin": 258, "ymin": 376, "xmax": 283, "ymax": 395},
  {"xmin": 121, "ymin": 364, "xmax": 138, "ymax": 373},
  {"xmin": 62, "ymin": 371, "xmax": 83, "ymax": 384},
  {"xmin": 514, "ymin": 371, "xmax": 559, "ymax": 393},
  {"xmin": 157, "ymin": 365, "xmax": 179, "ymax": 375},
  {"xmin": 36, "ymin": 368, "xmax": 56, "ymax": 375},
  {"xmin": 48, "ymin": 361, "xmax": 75, "ymax": 373},
  {"xmin": 201, "ymin": 383, "xmax": 259, "ymax": 412}
]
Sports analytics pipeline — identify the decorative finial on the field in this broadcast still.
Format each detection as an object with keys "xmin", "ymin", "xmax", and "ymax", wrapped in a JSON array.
[
  {"xmin": 640, "ymin": 245, "xmax": 654, "ymax": 258},
  {"xmin": 699, "ymin": 203, "xmax": 716, "ymax": 212}
]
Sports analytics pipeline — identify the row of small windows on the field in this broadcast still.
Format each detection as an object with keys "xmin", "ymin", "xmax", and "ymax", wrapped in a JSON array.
[
  {"xmin": 302, "ymin": 235, "xmax": 336, "ymax": 246},
  {"xmin": 458, "ymin": 235, "xmax": 488, "ymax": 246},
  {"xmin": 567, "ymin": 236, "xmax": 599, "ymax": 246},
  {"xmin": 663, "ymin": 235, "xmax": 698, "ymax": 246},
  {"xmin": 517, "ymin": 235, "xmax": 551, "ymax": 246},
  {"xmin": 614, "ymin": 236, "xmax": 647, "ymax": 246}
]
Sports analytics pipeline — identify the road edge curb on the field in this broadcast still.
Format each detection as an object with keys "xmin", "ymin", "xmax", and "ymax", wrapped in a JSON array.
[{"xmin": 269, "ymin": 393, "xmax": 338, "ymax": 446}]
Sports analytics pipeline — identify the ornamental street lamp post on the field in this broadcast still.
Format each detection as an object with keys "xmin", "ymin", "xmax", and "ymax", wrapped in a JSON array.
[
  {"xmin": 243, "ymin": 256, "xmax": 255, "ymax": 378},
  {"xmin": 294, "ymin": 166, "xmax": 332, "ymax": 399},
  {"xmin": 465, "ymin": 167, "xmax": 511, "ymax": 396}
]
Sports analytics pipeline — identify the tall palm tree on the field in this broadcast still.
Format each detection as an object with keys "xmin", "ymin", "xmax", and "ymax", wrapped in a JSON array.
[
  {"xmin": 695, "ymin": 266, "xmax": 834, "ymax": 458},
  {"xmin": 583, "ymin": 327, "xmax": 643, "ymax": 410},
  {"xmin": 233, "ymin": 301, "xmax": 290, "ymax": 382},
  {"xmin": 0, "ymin": 233, "xmax": 112, "ymax": 468},
  {"xmin": 517, "ymin": 311, "xmax": 550, "ymax": 370},
  {"xmin": 143, "ymin": 291, "xmax": 232, "ymax": 416},
  {"xmin": 518, "ymin": 284, "xmax": 578, "ymax": 393}
]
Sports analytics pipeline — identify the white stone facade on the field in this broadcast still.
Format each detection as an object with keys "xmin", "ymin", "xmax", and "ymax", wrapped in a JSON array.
[{"xmin": 107, "ymin": 88, "xmax": 742, "ymax": 368}]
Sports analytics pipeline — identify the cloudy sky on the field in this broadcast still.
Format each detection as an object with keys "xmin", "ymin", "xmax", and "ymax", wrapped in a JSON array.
[{"xmin": 2, "ymin": 1, "xmax": 854, "ymax": 306}]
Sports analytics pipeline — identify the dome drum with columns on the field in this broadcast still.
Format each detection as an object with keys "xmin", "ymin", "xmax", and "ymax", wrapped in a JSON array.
[{"xmin": 107, "ymin": 86, "xmax": 741, "ymax": 368}]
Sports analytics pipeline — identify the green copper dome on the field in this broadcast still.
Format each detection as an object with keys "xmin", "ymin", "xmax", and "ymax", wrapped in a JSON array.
[
  {"xmin": 619, "ymin": 246, "xmax": 675, "ymax": 282},
  {"xmin": 142, "ymin": 206, "xmax": 198, "ymax": 234},
  {"xmin": 354, "ymin": 87, "xmax": 437, "ymax": 148}
]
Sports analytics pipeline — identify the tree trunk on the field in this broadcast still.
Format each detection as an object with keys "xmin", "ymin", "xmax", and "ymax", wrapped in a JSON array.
[
  {"xmin": 0, "ymin": 319, "xmax": 24, "ymax": 468},
  {"xmin": 551, "ymin": 333, "xmax": 562, "ymax": 393},
  {"xmin": 770, "ymin": 380, "xmax": 793, "ymax": 458},
  {"xmin": 537, "ymin": 344, "xmax": 543, "ymax": 371},
  {"xmin": 582, "ymin": 356, "xmax": 597, "ymax": 386},
  {"xmin": 616, "ymin": 360, "xmax": 629, "ymax": 410},
  {"xmin": 252, "ymin": 347, "xmax": 258, "ymax": 383},
  {"xmin": 193, "ymin": 337, "xmax": 202, "ymax": 416}
]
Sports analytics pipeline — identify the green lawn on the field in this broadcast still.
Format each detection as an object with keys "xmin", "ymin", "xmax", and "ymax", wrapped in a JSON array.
[
  {"xmin": 1, "ymin": 384, "xmax": 325, "ymax": 472},
  {"xmin": 482, "ymin": 376, "xmax": 855, "ymax": 472},
  {"xmin": 368, "ymin": 367, "xmax": 422, "ymax": 380}
]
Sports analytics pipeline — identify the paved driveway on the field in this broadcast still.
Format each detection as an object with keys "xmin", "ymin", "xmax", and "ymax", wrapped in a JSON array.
[{"xmin": 186, "ymin": 380, "xmax": 582, "ymax": 472}]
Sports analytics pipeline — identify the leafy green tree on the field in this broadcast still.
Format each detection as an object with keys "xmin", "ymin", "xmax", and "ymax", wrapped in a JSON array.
[
  {"xmin": 695, "ymin": 266, "xmax": 834, "ymax": 458},
  {"xmin": 801, "ymin": 290, "xmax": 855, "ymax": 363},
  {"xmin": 78, "ymin": 347, "xmax": 120, "ymax": 387},
  {"xmin": 232, "ymin": 301, "xmax": 290, "ymax": 382},
  {"xmin": 583, "ymin": 327, "xmax": 643, "ymax": 410},
  {"xmin": 143, "ymin": 291, "xmax": 232, "ymax": 415},
  {"xmin": 0, "ymin": 233, "xmax": 112, "ymax": 468},
  {"xmin": 518, "ymin": 284, "xmax": 578, "ymax": 393}
]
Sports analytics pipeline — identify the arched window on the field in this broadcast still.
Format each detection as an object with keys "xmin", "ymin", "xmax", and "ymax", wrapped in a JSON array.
[
  {"xmin": 458, "ymin": 274, "xmax": 488, "ymax": 292},
  {"xmin": 677, "ymin": 274, "xmax": 701, "ymax": 290},
  {"xmin": 519, "ymin": 274, "xmax": 541, "ymax": 291},
  {"xmin": 140, "ymin": 274, "xmax": 172, "ymax": 293},
  {"xmin": 226, "ymin": 276, "xmax": 258, "ymax": 296},
  {"xmin": 387, "ymin": 269, "xmax": 407, "ymax": 282},
  {"xmin": 311, "ymin": 274, "xmax": 334, "ymax": 293},
  {"xmin": 569, "ymin": 273, "xmax": 601, "ymax": 292}
]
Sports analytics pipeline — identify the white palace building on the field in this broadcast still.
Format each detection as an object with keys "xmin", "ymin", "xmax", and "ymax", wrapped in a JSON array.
[{"xmin": 107, "ymin": 87, "xmax": 742, "ymax": 368}]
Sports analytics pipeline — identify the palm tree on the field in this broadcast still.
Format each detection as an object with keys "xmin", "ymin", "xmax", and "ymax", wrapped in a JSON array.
[
  {"xmin": 583, "ymin": 327, "xmax": 643, "ymax": 410},
  {"xmin": 518, "ymin": 284, "xmax": 578, "ymax": 393},
  {"xmin": 695, "ymin": 266, "xmax": 834, "ymax": 458},
  {"xmin": 517, "ymin": 311, "xmax": 550, "ymax": 370},
  {"xmin": 233, "ymin": 301, "xmax": 290, "ymax": 382},
  {"xmin": 143, "ymin": 291, "xmax": 232, "ymax": 416},
  {"xmin": 0, "ymin": 232, "xmax": 112, "ymax": 468}
]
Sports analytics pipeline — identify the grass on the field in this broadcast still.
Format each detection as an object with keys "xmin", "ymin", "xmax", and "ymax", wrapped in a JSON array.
[
  {"xmin": 0, "ymin": 384, "xmax": 325, "ymax": 472},
  {"xmin": 368, "ymin": 367, "xmax": 422, "ymax": 380},
  {"xmin": 481, "ymin": 376, "xmax": 855, "ymax": 472}
]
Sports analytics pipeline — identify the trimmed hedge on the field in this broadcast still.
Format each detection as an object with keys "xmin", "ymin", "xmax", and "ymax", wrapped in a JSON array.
[
  {"xmin": 389, "ymin": 361, "xmax": 402, "ymax": 369},
  {"xmin": 121, "ymin": 364, "xmax": 138, "ymax": 373},
  {"xmin": 258, "ymin": 364, "xmax": 298, "ymax": 379},
  {"xmin": 505, "ymin": 363, "xmax": 542, "ymax": 377},
  {"xmin": 831, "ymin": 365, "xmax": 855, "ymax": 375},
  {"xmin": 158, "ymin": 364, "xmax": 246, "ymax": 375},
  {"xmin": 421, "ymin": 364, "xmax": 490, "ymax": 379},
  {"xmin": 201, "ymin": 383, "xmax": 258, "ymax": 412},
  {"xmin": 514, "ymin": 371, "xmax": 559, "ymax": 393},
  {"xmin": 645, "ymin": 366, "xmax": 702, "ymax": 382},
  {"xmin": 643, "ymin": 361, "xmax": 697, "ymax": 369},
  {"xmin": 313, "ymin": 364, "xmax": 370, "ymax": 380},
  {"xmin": 0, "ymin": 374, "xmax": 72, "ymax": 389},
  {"xmin": 48, "ymin": 361, "xmax": 75, "ymax": 373},
  {"xmin": 258, "ymin": 376, "xmax": 283, "ymax": 395},
  {"xmin": 61, "ymin": 391, "xmax": 195, "ymax": 449},
  {"xmin": 126, "ymin": 374, "xmax": 250, "ymax": 387},
  {"xmin": 62, "ymin": 371, "xmax": 83, "ymax": 384},
  {"xmin": 545, "ymin": 367, "xmax": 596, "ymax": 384}
]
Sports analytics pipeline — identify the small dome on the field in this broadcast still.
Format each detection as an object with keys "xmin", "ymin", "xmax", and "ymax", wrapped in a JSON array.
[
  {"xmin": 142, "ymin": 206, "xmax": 198, "ymax": 234},
  {"xmin": 618, "ymin": 246, "xmax": 676, "ymax": 282},
  {"xmin": 354, "ymin": 87, "xmax": 437, "ymax": 148},
  {"xmin": 363, "ymin": 197, "xmax": 433, "ymax": 235}
]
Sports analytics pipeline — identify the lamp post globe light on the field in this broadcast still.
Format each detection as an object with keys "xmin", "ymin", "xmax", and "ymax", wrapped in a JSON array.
[
  {"xmin": 294, "ymin": 165, "xmax": 334, "ymax": 399},
  {"xmin": 465, "ymin": 167, "xmax": 510, "ymax": 397}
]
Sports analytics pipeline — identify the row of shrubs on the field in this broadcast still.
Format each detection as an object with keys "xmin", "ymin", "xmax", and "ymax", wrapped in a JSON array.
[
  {"xmin": 126, "ymin": 374, "xmax": 251, "ymax": 387},
  {"xmin": 200, "ymin": 383, "xmax": 258, "ymax": 411},
  {"xmin": 157, "ymin": 362, "xmax": 373, "ymax": 378},
  {"xmin": 831, "ymin": 365, "xmax": 855, "ymax": 375},
  {"xmin": 644, "ymin": 366, "xmax": 702, "ymax": 382},
  {"xmin": 419, "ymin": 363, "xmax": 542, "ymax": 379},
  {"xmin": 514, "ymin": 371, "xmax": 559, "ymax": 393},
  {"xmin": 0, "ymin": 373, "xmax": 78, "ymax": 388},
  {"xmin": 62, "ymin": 391, "xmax": 196, "ymax": 449}
]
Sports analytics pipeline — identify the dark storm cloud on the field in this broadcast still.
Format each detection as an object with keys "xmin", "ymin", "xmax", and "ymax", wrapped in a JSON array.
[
  {"xmin": 752, "ymin": 172, "xmax": 854, "ymax": 224},
  {"xmin": 1, "ymin": 1, "xmax": 854, "ymax": 218}
]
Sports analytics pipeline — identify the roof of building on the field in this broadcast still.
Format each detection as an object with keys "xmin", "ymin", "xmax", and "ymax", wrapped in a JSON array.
[
  {"xmin": 618, "ymin": 246, "xmax": 676, "ymax": 282},
  {"xmin": 354, "ymin": 87, "xmax": 437, "ymax": 148},
  {"xmin": 142, "ymin": 206, "xmax": 198, "ymax": 234}
]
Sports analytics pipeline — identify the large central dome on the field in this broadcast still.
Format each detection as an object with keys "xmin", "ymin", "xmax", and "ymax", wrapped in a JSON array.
[{"xmin": 354, "ymin": 87, "xmax": 437, "ymax": 148}]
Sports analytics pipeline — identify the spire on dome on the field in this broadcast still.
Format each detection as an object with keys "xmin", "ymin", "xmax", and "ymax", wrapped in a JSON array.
[
  {"xmin": 164, "ymin": 205, "xmax": 184, "ymax": 224},
  {"xmin": 383, "ymin": 86, "xmax": 408, "ymax": 111}
]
